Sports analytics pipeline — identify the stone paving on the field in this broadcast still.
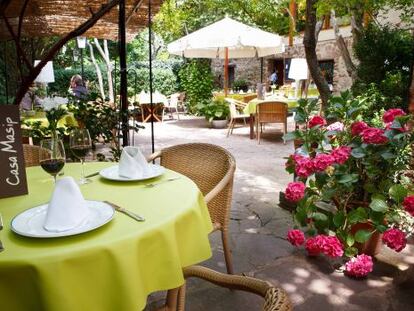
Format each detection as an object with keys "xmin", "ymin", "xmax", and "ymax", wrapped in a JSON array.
[{"xmin": 105, "ymin": 115, "xmax": 414, "ymax": 311}]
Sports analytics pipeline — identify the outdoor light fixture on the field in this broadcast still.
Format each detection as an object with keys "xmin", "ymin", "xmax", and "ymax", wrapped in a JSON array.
[
  {"xmin": 76, "ymin": 36, "xmax": 87, "ymax": 77},
  {"xmin": 34, "ymin": 60, "xmax": 55, "ymax": 83},
  {"xmin": 288, "ymin": 58, "xmax": 308, "ymax": 98}
]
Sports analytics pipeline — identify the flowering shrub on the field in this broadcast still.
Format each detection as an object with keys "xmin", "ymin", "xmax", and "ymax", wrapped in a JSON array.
[{"xmin": 284, "ymin": 94, "xmax": 414, "ymax": 278}]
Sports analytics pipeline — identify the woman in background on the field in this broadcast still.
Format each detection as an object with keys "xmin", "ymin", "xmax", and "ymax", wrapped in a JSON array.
[{"xmin": 69, "ymin": 75, "xmax": 88, "ymax": 99}]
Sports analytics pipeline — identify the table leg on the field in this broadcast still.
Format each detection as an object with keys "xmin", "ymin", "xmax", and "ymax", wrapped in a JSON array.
[
  {"xmin": 249, "ymin": 114, "xmax": 255, "ymax": 140},
  {"xmin": 154, "ymin": 287, "xmax": 181, "ymax": 311}
]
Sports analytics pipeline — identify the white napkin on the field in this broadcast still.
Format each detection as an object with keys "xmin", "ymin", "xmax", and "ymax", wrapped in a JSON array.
[
  {"xmin": 44, "ymin": 177, "xmax": 90, "ymax": 232},
  {"xmin": 118, "ymin": 146, "xmax": 151, "ymax": 179}
]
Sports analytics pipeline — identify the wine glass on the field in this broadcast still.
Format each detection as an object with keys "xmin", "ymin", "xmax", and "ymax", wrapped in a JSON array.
[
  {"xmin": 39, "ymin": 139, "xmax": 66, "ymax": 183},
  {"xmin": 70, "ymin": 129, "xmax": 92, "ymax": 184}
]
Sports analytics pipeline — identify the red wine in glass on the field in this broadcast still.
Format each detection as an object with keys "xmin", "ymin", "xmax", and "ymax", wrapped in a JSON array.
[
  {"xmin": 70, "ymin": 129, "xmax": 92, "ymax": 184},
  {"xmin": 71, "ymin": 145, "xmax": 91, "ymax": 159},
  {"xmin": 39, "ymin": 138, "xmax": 66, "ymax": 183}
]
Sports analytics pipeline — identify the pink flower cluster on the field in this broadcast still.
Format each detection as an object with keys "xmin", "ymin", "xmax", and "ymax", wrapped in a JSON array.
[
  {"xmin": 305, "ymin": 235, "xmax": 344, "ymax": 258},
  {"xmin": 308, "ymin": 116, "xmax": 326, "ymax": 128},
  {"xmin": 345, "ymin": 254, "xmax": 374, "ymax": 278},
  {"xmin": 383, "ymin": 108, "xmax": 406, "ymax": 124},
  {"xmin": 294, "ymin": 156, "xmax": 315, "ymax": 178},
  {"xmin": 361, "ymin": 127, "xmax": 388, "ymax": 144},
  {"xmin": 351, "ymin": 121, "xmax": 369, "ymax": 136},
  {"xmin": 287, "ymin": 229, "xmax": 305, "ymax": 246},
  {"xmin": 403, "ymin": 195, "xmax": 414, "ymax": 217},
  {"xmin": 326, "ymin": 121, "xmax": 344, "ymax": 132},
  {"xmin": 285, "ymin": 182, "xmax": 306, "ymax": 202},
  {"xmin": 313, "ymin": 153, "xmax": 335, "ymax": 172},
  {"xmin": 382, "ymin": 228, "xmax": 407, "ymax": 252},
  {"xmin": 331, "ymin": 146, "xmax": 352, "ymax": 164}
]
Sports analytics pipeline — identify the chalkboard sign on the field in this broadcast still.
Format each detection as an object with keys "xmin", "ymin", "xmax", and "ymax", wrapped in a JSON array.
[{"xmin": 0, "ymin": 105, "xmax": 28, "ymax": 199}]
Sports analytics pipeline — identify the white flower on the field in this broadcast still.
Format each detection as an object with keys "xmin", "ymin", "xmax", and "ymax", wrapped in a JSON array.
[
  {"xmin": 327, "ymin": 121, "xmax": 344, "ymax": 132},
  {"xmin": 41, "ymin": 97, "xmax": 68, "ymax": 111}
]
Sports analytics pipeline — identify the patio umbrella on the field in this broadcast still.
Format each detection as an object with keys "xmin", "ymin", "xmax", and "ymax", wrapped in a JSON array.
[{"xmin": 167, "ymin": 17, "xmax": 284, "ymax": 96}]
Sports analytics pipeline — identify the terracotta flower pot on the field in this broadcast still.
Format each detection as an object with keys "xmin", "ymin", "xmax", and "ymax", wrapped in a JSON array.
[{"xmin": 351, "ymin": 223, "xmax": 383, "ymax": 256}]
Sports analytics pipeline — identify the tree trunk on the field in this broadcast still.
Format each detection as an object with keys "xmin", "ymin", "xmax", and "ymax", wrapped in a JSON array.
[
  {"xmin": 303, "ymin": 0, "xmax": 331, "ymax": 110},
  {"xmin": 88, "ymin": 42, "xmax": 105, "ymax": 99},
  {"xmin": 94, "ymin": 39, "xmax": 114, "ymax": 102},
  {"xmin": 331, "ymin": 10, "xmax": 357, "ymax": 80}
]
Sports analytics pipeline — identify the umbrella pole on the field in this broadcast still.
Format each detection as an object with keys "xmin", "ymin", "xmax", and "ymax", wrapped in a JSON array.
[
  {"xmin": 148, "ymin": 0, "xmax": 155, "ymax": 155},
  {"xmin": 119, "ymin": 0, "xmax": 129, "ymax": 147},
  {"xmin": 224, "ymin": 47, "xmax": 229, "ymax": 96}
]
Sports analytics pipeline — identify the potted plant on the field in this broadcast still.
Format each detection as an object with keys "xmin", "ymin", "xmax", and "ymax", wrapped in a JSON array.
[
  {"xmin": 198, "ymin": 98, "xmax": 229, "ymax": 129},
  {"xmin": 283, "ymin": 94, "xmax": 414, "ymax": 278}
]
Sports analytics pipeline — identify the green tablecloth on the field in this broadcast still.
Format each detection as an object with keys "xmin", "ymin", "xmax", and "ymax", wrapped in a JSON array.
[
  {"xmin": 243, "ymin": 97, "xmax": 299, "ymax": 115},
  {"xmin": 21, "ymin": 111, "xmax": 78, "ymax": 129},
  {"xmin": 0, "ymin": 162, "xmax": 212, "ymax": 311}
]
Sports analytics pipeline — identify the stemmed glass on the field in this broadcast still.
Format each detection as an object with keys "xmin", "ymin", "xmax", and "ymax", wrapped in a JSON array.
[
  {"xmin": 39, "ymin": 139, "xmax": 66, "ymax": 183},
  {"xmin": 70, "ymin": 129, "xmax": 92, "ymax": 185}
]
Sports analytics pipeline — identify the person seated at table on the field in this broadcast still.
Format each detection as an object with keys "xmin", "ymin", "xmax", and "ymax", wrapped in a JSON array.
[
  {"xmin": 268, "ymin": 70, "xmax": 278, "ymax": 86},
  {"xmin": 20, "ymin": 84, "xmax": 42, "ymax": 111},
  {"xmin": 69, "ymin": 75, "xmax": 88, "ymax": 99}
]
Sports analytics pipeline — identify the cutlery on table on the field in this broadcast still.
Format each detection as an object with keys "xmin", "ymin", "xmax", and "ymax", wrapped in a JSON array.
[
  {"xmin": 104, "ymin": 201, "xmax": 145, "ymax": 222},
  {"xmin": 85, "ymin": 172, "xmax": 100, "ymax": 178},
  {"xmin": 144, "ymin": 177, "xmax": 180, "ymax": 188},
  {"xmin": 0, "ymin": 213, "xmax": 4, "ymax": 252}
]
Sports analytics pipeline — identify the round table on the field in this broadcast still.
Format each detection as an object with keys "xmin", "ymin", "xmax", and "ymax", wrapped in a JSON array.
[{"xmin": 0, "ymin": 162, "xmax": 212, "ymax": 311}]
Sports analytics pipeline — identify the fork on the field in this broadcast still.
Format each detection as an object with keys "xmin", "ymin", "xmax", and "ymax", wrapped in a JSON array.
[
  {"xmin": 144, "ymin": 177, "xmax": 180, "ymax": 188},
  {"xmin": 0, "ymin": 213, "xmax": 4, "ymax": 252}
]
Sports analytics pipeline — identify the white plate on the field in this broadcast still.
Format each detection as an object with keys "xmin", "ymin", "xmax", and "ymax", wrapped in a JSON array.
[
  {"xmin": 11, "ymin": 201, "xmax": 115, "ymax": 238},
  {"xmin": 99, "ymin": 164, "xmax": 165, "ymax": 181}
]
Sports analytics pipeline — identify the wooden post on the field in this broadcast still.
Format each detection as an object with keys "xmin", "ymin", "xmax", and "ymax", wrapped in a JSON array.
[
  {"xmin": 224, "ymin": 47, "xmax": 229, "ymax": 96},
  {"xmin": 289, "ymin": 0, "xmax": 297, "ymax": 47}
]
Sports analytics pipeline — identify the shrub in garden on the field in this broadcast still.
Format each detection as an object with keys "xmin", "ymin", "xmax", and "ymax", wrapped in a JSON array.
[{"xmin": 284, "ymin": 95, "xmax": 414, "ymax": 278}]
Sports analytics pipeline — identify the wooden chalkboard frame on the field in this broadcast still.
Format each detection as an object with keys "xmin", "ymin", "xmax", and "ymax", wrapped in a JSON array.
[{"xmin": 0, "ymin": 105, "xmax": 28, "ymax": 199}]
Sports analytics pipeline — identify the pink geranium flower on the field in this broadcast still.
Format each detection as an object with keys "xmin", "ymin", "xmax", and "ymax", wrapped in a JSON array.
[
  {"xmin": 383, "ymin": 108, "xmax": 406, "ymax": 124},
  {"xmin": 326, "ymin": 121, "xmax": 344, "ymax": 132},
  {"xmin": 361, "ymin": 128, "xmax": 388, "ymax": 144},
  {"xmin": 295, "ymin": 157, "xmax": 314, "ymax": 178},
  {"xmin": 285, "ymin": 182, "xmax": 306, "ymax": 202},
  {"xmin": 345, "ymin": 254, "xmax": 374, "ymax": 278},
  {"xmin": 313, "ymin": 153, "xmax": 335, "ymax": 172},
  {"xmin": 320, "ymin": 235, "xmax": 344, "ymax": 258},
  {"xmin": 287, "ymin": 229, "xmax": 305, "ymax": 246},
  {"xmin": 330, "ymin": 146, "xmax": 352, "ymax": 164},
  {"xmin": 351, "ymin": 121, "xmax": 369, "ymax": 136},
  {"xmin": 403, "ymin": 196, "xmax": 414, "ymax": 217},
  {"xmin": 382, "ymin": 228, "xmax": 407, "ymax": 252},
  {"xmin": 308, "ymin": 116, "xmax": 326, "ymax": 128},
  {"xmin": 305, "ymin": 236, "xmax": 321, "ymax": 256}
]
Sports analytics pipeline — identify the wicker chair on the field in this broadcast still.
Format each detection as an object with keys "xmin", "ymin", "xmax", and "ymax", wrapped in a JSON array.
[
  {"xmin": 23, "ymin": 144, "xmax": 42, "ymax": 167},
  {"xmin": 164, "ymin": 266, "xmax": 292, "ymax": 311},
  {"xmin": 148, "ymin": 143, "xmax": 236, "ymax": 274},
  {"xmin": 255, "ymin": 102, "xmax": 288, "ymax": 145},
  {"xmin": 224, "ymin": 98, "xmax": 250, "ymax": 137}
]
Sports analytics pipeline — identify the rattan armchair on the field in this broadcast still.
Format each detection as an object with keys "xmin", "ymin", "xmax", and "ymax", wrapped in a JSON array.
[
  {"xmin": 255, "ymin": 102, "xmax": 288, "ymax": 145},
  {"xmin": 148, "ymin": 143, "xmax": 236, "ymax": 274},
  {"xmin": 166, "ymin": 266, "xmax": 292, "ymax": 311},
  {"xmin": 23, "ymin": 144, "xmax": 42, "ymax": 167}
]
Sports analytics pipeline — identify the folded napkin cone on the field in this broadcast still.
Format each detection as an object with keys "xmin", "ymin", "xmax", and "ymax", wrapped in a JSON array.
[
  {"xmin": 118, "ymin": 146, "xmax": 151, "ymax": 179},
  {"xmin": 44, "ymin": 177, "xmax": 90, "ymax": 232}
]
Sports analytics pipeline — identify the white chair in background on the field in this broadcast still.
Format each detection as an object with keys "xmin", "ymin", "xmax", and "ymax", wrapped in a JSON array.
[{"xmin": 162, "ymin": 93, "xmax": 181, "ymax": 121}]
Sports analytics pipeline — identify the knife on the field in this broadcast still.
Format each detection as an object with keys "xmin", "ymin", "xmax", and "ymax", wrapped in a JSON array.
[
  {"xmin": 104, "ymin": 201, "xmax": 145, "ymax": 222},
  {"xmin": 85, "ymin": 172, "xmax": 100, "ymax": 178}
]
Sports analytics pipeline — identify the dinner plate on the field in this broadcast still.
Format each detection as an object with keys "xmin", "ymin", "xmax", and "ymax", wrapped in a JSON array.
[
  {"xmin": 99, "ymin": 164, "xmax": 165, "ymax": 181},
  {"xmin": 11, "ymin": 201, "xmax": 115, "ymax": 238}
]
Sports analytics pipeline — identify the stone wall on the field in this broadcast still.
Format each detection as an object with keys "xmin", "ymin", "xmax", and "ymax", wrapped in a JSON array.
[{"xmin": 211, "ymin": 37, "xmax": 354, "ymax": 94}]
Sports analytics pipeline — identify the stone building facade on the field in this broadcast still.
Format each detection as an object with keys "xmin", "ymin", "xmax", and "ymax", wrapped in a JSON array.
[{"xmin": 211, "ymin": 26, "xmax": 354, "ymax": 94}]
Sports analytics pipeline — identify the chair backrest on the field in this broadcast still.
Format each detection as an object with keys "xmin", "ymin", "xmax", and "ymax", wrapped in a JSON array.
[
  {"xmin": 168, "ymin": 93, "xmax": 180, "ymax": 108},
  {"xmin": 158, "ymin": 143, "xmax": 235, "ymax": 227},
  {"xmin": 256, "ymin": 102, "xmax": 287, "ymax": 123},
  {"xmin": 242, "ymin": 94, "xmax": 257, "ymax": 103},
  {"xmin": 180, "ymin": 265, "xmax": 292, "ymax": 311},
  {"xmin": 23, "ymin": 144, "xmax": 42, "ymax": 167},
  {"xmin": 224, "ymin": 98, "xmax": 239, "ymax": 118}
]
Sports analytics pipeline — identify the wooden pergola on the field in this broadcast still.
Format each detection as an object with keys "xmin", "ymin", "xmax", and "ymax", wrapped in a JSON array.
[
  {"xmin": 1, "ymin": 0, "xmax": 163, "ymax": 148},
  {"xmin": 0, "ymin": 0, "xmax": 162, "ymax": 41}
]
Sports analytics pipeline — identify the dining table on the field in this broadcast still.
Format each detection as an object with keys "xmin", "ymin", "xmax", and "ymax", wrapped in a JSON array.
[
  {"xmin": 138, "ymin": 92, "xmax": 168, "ymax": 123},
  {"xmin": 0, "ymin": 162, "xmax": 213, "ymax": 311}
]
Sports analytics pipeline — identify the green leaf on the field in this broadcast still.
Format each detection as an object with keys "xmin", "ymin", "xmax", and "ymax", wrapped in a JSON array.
[
  {"xmin": 369, "ymin": 198, "xmax": 389, "ymax": 212},
  {"xmin": 380, "ymin": 151, "xmax": 396, "ymax": 160},
  {"xmin": 346, "ymin": 235, "xmax": 355, "ymax": 247},
  {"xmin": 338, "ymin": 174, "xmax": 359, "ymax": 184},
  {"xmin": 376, "ymin": 224, "xmax": 387, "ymax": 233},
  {"xmin": 345, "ymin": 247, "xmax": 358, "ymax": 258},
  {"xmin": 315, "ymin": 201, "xmax": 337, "ymax": 213},
  {"xmin": 389, "ymin": 185, "xmax": 408, "ymax": 204},
  {"xmin": 333, "ymin": 211, "xmax": 345, "ymax": 228},
  {"xmin": 355, "ymin": 229, "xmax": 373, "ymax": 243},
  {"xmin": 312, "ymin": 212, "xmax": 328, "ymax": 222},
  {"xmin": 348, "ymin": 207, "xmax": 369, "ymax": 224},
  {"xmin": 283, "ymin": 132, "xmax": 297, "ymax": 141},
  {"xmin": 351, "ymin": 148, "xmax": 366, "ymax": 158}
]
